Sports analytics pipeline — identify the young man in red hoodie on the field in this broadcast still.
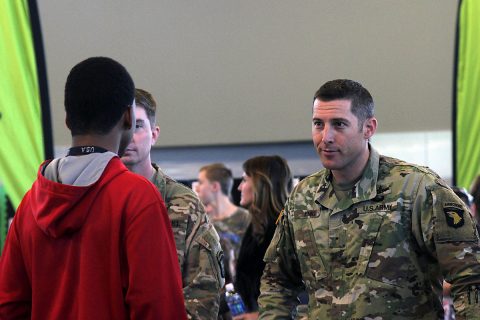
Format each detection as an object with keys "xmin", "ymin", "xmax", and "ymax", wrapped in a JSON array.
[{"xmin": 0, "ymin": 57, "xmax": 187, "ymax": 319}]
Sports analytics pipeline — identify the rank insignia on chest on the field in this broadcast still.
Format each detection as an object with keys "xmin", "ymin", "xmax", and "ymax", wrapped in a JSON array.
[
  {"xmin": 443, "ymin": 204, "xmax": 465, "ymax": 228},
  {"xmin": 318, "ymin": 183, "xmax": 329, "ymax": 192}
]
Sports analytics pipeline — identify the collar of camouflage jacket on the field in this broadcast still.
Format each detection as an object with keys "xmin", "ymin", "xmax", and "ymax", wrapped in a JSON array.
[
  {"xmin": 315, "ymin": 144, "xmax": 380, "ymax": 212},
  {"xmin": 150, "ymin": 162, "xmax": 167, "ymax": 197}
]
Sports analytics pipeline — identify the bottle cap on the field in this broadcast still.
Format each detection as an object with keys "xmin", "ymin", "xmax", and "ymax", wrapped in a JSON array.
[{"xmin": 225, "ymin": 283, "xmax": 234, "ymax": 292}]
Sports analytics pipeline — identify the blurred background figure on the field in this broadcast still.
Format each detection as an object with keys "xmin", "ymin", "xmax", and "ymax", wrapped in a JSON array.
[
  {"xmin": 196, "ymin": 163, "xmax": 250, "ymax": 319},
  {"xmin": 451, "ymin": 186, "xmax": 474, "ymax": 210},
  {"xmin": 233, "ymin": 155, "xmax": 293, "ymax": 320},
  {"xmin": 121, "ymin": 89, "xmax": 224, "ymax": 319},
  {"xmin": 196, "ymin": 163, "xmax": 250, "ymax": 283},
  {"xmin": 469, "ymin": 176, "xmax": 480, "ymax": 232}
]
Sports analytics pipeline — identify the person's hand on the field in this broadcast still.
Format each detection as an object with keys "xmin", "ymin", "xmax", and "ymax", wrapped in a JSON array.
[{"xmin": 232, "ymin": 311, "xmax": 259, "ymax": 320}]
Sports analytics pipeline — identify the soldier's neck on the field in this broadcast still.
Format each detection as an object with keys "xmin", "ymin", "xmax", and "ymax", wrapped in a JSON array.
[
  {"xmin": 126, "ymin": 158, "xmax": 155, "ymax": 180},
  {"xmin": 209, "ymin": 196, "xmax": 238, "ymax": 221}
]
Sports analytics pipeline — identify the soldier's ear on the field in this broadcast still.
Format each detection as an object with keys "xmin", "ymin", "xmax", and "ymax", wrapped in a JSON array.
[
  {"xmin": 123, "ymin": 106, "xmax": 134, "ymax": 130},
  {"xmin": 151, "ymin": 125, "xmax": 160, "ymax": 145},
  {"xmin": 363, "ymin": 117, "xmax": 377, "ymax": 139},
  {"xmin": 212, "ymin": 181, "xmax": 221, "ymax": 192}
]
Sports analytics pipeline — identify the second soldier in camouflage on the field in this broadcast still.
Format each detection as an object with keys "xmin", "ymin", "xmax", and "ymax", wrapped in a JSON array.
[
  {"xmin": 258, "ymin": 79, "xmax": 480, "ymax": 319},
  {"xmin": 122, "ymin": 89, "xmax": 224, "ymax": 319}
]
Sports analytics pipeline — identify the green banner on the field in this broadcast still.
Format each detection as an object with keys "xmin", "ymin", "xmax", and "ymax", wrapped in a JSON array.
[
  {"xmin": 455, "ymin": 0, "xmax": 480, "ymax": 188},
  {"xmin": 0, "ymin": 0, "xmax": 45, "ymax": 210},
  {"xmin": 0, "ymin": 183, "xmax": 6, "ymax": 251}
]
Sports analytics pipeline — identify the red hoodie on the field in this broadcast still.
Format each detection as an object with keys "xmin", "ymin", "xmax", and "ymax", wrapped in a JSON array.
[{"xmin": 0, "ymin": 156, "xmax": 187, "ymax": 319}]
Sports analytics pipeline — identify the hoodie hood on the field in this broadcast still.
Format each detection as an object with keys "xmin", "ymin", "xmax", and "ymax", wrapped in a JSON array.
[{"xmin": 31, "ymin": 152, "xmax": 123, "ymax": 238}]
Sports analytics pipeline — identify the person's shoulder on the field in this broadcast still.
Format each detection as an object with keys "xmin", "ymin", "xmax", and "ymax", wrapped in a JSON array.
[
  {"xmin": 378, "ymin": 154, "xmax": 445, "ymax": 187},
  {"xmin": 155, "ymin": 168, "xmax": 208, "ymax": 221},
  {"xmin": 110, "ymin": 158, "xmax": 157, "ymax": 189},
  {"xmin": 155, "ymin": 166, "xmax": 201, "ymax": 201},
  {"xmin": 104, "ymin": 160, "xmax": 164, "ymax": 212},
  {"xmin": 165, "ymin": 174, "xmax": 198, "ymax": 199},
  {"xmin": 154, "ymin": 166, "xmax": 193, "ymax": 194},
  {"xmin": 293, "ymin": 169, "xmax": 326, "ymax": 192},
  {"xmin": 379, "ymin": 155, "xmax": 439, "ymax": 177},
  {"xmin": 234, "ymin": 206, "xmax": 249, "ymax": 217},
  {"xmin": 231, "ymin": 206, "xmax": 251, "ymax": 224}
]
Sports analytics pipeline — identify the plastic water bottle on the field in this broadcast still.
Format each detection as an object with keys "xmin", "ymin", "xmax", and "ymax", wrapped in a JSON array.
[{"xmin": 225, "ymin": 283, "xmax": 246, "ymax": 316}]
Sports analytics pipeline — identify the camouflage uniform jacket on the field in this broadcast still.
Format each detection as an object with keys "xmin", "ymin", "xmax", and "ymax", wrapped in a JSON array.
[
  {"xmin": 151, "ymin": 164, "xmax": 225, "ymax": 319},
  {"xmin": 258, "ymin": 147, "xmax": 480, "ymax": 320},
  {"xmin": 213, "ymin": 207, "xmax": 250, "ymax": 283}
]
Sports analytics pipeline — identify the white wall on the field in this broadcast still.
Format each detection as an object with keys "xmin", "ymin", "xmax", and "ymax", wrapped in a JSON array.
[
  {"xmin": 372, "ymin": 130, "xmax": 452, "ymax": 183},
  {"xmin": 39, "ymin": 1, "xmax": 458, "ymax": 149}
]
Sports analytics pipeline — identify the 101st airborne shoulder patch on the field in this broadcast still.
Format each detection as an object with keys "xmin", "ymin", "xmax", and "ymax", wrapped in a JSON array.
[{"xmin": 443, "ymin": 202, "xmax": 465, "ymax": 229}]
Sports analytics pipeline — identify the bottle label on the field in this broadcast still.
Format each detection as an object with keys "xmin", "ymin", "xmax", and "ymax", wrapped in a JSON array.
[{"xmin": 227, "ymin": 296, "xmax": 246, "ymax": 316}]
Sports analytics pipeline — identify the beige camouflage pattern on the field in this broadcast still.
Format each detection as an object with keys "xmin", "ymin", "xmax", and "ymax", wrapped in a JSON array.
[
  {"xmin": 214, "ymin": 207, "xmax": 250, "ymax": 319},
  {"xmin": 213, "ymin": 207, "xmax": 250, "ymax": 282},
  {"xmin": 152, "ymin": 164, "xmax": 224, "ymax": 319},
  {"xmin": 258, "ymin": 146, "xmax": 480, "ymax": 320}
]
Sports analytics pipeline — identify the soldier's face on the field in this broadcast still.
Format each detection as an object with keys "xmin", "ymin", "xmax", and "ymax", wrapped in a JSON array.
[
  {"xmin": 118, "ymin": 100, "xmax": 136, "ymax": 157},
  {"xmin": 238, "ymin": 173, "xmax": 254, "ymax": 207},
  {"xmin": 312, "ymin": 99, "xmax": 376, "ymax": 179},
  {"xmin": 196, "ymin": 171, "xmax": 216, "ymax": 205},
  {"xmin": 121, "ymin": 106, "xmax": 159, "ymax": 167}
]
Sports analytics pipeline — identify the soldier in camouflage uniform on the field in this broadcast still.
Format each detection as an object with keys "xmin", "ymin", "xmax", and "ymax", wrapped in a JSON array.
[
  {"xmin": 196, "ymin": 163, "xmax": 251, "ymax": 283},
  {"xmin": 122, "ymin": 89, "xmax": 224, "ymax": 319},
  {"xmin": 258, "ymin": 79, "xmax": 480, "ymax": 319},
  {"xmin": 196, "ymin": 163, "xmax": 250, "ymax": 319}
]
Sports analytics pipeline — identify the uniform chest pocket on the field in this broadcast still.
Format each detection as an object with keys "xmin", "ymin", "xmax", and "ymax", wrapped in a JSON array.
[
  {"xmin": 363, "ymin": 211, "xmax": 416, "ymax": 288},
  {"xmin": 290, "ymin": 210, "xmax": 328, "ymax": 284},
  {"xmin": 354, "ymin": 213, "xmax": 384, "ymax": 276}
]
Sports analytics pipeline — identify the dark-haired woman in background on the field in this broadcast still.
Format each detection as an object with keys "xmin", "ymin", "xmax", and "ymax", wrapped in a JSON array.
[{"xmin": 233, "ymin": 155, "xmax": 293, "ymax": 320}]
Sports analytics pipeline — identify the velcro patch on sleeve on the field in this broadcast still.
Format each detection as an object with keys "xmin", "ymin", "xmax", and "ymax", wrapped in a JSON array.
[
  {"xmin": 443, "ymin": 203, "xmax": 465, "ymax": 229},
  {"xmin": 434, "ymin": 189, "xmax": 478, "ymax": 243}
]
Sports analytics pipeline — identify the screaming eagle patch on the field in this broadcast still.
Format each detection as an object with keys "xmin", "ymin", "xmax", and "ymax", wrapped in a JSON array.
[{"xmin": 443, "ymin": 203, "xmax": 465, "ymax": 228}]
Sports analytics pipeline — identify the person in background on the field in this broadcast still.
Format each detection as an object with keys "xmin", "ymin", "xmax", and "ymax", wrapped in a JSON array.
[
  {"xmin": 196, "ymin": 163, "xmax": 250, "ymax": 319},
  {"xmin": 233, "ymin": 155, "xmax": 293, "ymax": 320},
  {"xmin": 121, "ymin": 88, "xmax": 224, "ymax": 319},
  {"xmin": 0, "ymin": 57, "xmax": 186, "ymax": 319},
  {"xmin": 451, "ymin": 186, "xmax": 474, "ymax": 210},
  {"xmin": 470, "ymin": 176, "xmax": 480, "ymax": 232},
  {"xmin": 258, "ymin": 79, "xmax": 480, "ymax": 319},
  {"xmin": 196, "ymin": 163, "xmax": 250, "ymax": 283}
]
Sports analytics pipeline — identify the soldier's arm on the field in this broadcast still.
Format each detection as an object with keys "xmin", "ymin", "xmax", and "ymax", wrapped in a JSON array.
[
  {"xmin": 170, "ymin": 193, "xmax": 224, "ymax": 320},
  {"xmin": 412, "ymin": 176, "xmax": 480, "ymax": 319},
  {"xmin": 258, "ymin": 206, "xmax": 304, "ymax": 319}
]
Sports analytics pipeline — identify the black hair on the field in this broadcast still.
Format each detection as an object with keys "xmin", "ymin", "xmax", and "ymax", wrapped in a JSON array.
[
  {"xmin": 471, "ymin": 177, "xmax": 480, "ymax": 207},
  {"xmin": 313, "ymin": 79, "xmax": 374, "ymax": 126},
  {"xmin": 65, "ymin": 57, "xmax": 135, "ymax": 135}
]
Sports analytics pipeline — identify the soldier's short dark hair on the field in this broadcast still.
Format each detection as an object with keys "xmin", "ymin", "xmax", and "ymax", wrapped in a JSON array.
[
  {"xmin": 313, "ymin": 79, "xmax": 374, "ymax": 126},
  {"xmin": 199, "ymin": 163, "xmax": 234, "ymax": 197},
  {"xmin": 135, "ymin": 88, "xmax": 157, "ymax": 127},
  {"xmin": 65, "ymin": 57, "xmax": 135, "ymax": 136}
]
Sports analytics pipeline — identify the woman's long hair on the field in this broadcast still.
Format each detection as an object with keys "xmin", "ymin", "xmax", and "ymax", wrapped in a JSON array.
[{"xmin": 242, "ymin": 155, "xmax": 293, "ymax": 242}]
